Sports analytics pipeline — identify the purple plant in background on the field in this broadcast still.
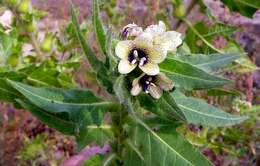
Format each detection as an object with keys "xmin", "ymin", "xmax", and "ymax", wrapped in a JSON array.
[
  {"xmin": 32, "ymin": 0, "xmax": 92, "ymax": 20},
  {"xmin": 61, "ymin": 144, "xmax": 110, "ymax": 166},
  {"xmin": 203, "ymin": 0, "xmax": 260, "ymax": 45}
]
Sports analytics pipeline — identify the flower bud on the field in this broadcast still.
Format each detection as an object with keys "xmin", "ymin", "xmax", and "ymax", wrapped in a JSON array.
[
  {"xmin": 120, "ymin": 23, "xmax": 143, "ymax": 39},
  {"xmin": 24, "ymin": 20, "xmax": 36, "ymax": 32},
  {"xmin": 7, "ymin": 54, "xmax": 19, "ymax": 67},
  {"xmin": 17, "ymin": 0, "xmax": 32, "ymax": 14},
  {"xmin": 173, "ymin": 4, "xmax": 186, "ymax": 18},
  {"xmin": 40, "ymin": 33, "xmax": 54, "ymax": 53}
]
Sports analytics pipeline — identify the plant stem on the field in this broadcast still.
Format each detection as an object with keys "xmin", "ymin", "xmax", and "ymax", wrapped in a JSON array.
[
  {"xmin": 110, "ymin": 107, "xmax": 127, "ymax": 165},
  {"xmin": 182, "ymin": 18, "xmax": 224, "ymax": 54},
  {"xmin": 103, "ymin": 153, "xmax": 116, "ymax": 166},
  {"xmin": 11, "ymin": 4, "xmax": 45, "ymax": 61},
  {"xmin": 29, "ymin": 32, "xmax": 45, "ymax": 61}
]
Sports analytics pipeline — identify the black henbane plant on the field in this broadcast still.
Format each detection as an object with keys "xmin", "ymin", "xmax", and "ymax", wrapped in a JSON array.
[{"xmin": 1, "ymin": 0, "xmax": 248, "ymax": 165}]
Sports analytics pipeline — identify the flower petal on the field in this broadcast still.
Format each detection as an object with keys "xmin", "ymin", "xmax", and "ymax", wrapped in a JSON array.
[
  {"xmin": 149, "ymin": 44, "xmax": 167, "ymax": 63},
  {"xmin": 139, "ymin": 62, "xmax": 159, "ymax": 75},
  {"xmin": 134, "ymin": 32, "xmax": 153, "ymax": 48},
  {"xmin": 0, "ymin": 10, "xmax": 13, "ymax": 29},
  {"xmin": 148, "ymin": 85, "xmax": 163, "ymax": 99},
  {"xmin": 115, "ymin": 40, "xmax": 133, "ymax": 59},
  {"xmin": 144, "ymin": 21, "xmax": 166, "ymax": 35},
  {"xmin": 118, "ymin": 59, "xmax": 136, "ymax": 74},
  {"xmin": 154, "ymin": 31, "xmax": 182, "ymax": 51},
  {"xmin": 131, "ymin": 78, "xmax": 142, "ymax": 96},
  {"xmin": 156, "ymin": 73, "xmax": 174, "ymax": 91}
]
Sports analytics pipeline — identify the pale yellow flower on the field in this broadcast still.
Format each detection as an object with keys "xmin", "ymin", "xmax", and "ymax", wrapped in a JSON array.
[
  {"xmin": 131, "ymin": 73, "xmax": 174, "ymax": 99},
  {"xmin": 116, "ymin": 21, "xmax": 182, "ymax": 75},
  {"xmin": 145, "ymin": 21, "xmax": 182, "ymax": 52}
]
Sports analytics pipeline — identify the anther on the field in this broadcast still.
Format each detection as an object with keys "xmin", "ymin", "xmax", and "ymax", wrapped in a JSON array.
[
  {"xmin": 139, "ymin": 57, "xmax": 147, "ymax": 66},
  {"xmin": 133, "ymin": 50, "xmax": 138, "ymax": 58},
  {"xmin": 150, "ymin": 83, "xmax": 156, "ymax": 87},
  {"xmin": 131, "ymin": 59, "xmax": 137, "ymax": 64}
]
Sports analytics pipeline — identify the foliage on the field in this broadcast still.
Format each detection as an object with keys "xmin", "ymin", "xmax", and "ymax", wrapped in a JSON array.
[{"xmin": 0, "ymin": 0, "xmax": 258, "ymax": 165}]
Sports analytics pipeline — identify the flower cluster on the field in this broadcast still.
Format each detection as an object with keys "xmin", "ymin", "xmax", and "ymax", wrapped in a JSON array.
[{"xmin": 116, "ymin": 21, "xmax": 182, "ymax": 99}]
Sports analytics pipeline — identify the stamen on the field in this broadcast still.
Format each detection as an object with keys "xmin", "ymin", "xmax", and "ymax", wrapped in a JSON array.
[
  {"xmin": 145, "ymin": 90, "xmax": 149, "ymax": 93},
  {"xmin": 131, "ymin": 59, "xmax": 137, "ymax": 65},
  {"xmin": 133, "ymin": 50, "xmax": 138, "ymax": 58},
  {"xmin": 148, "ymin": 77, "xmax": 153, "ymax": 82},
  {"xmin": 150, "ymin": 83, "xmax": 156, "ymax": 87},
  {"xmin": 139, "ymin": 57, "xmax": 147, "ymax": 66}
]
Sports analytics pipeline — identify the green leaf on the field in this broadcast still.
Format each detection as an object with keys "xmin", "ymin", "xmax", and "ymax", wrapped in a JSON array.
[
  {"xmin": 125, "ymin": 119, "xmax": 213, "ymax": 166},
  {"xmin": 176, "ymin": 53, "xmax": 241, "ymax": 72},
  {"xmin": 172, "ymin": 91, "xmax": 247, "ymax": 127},
  {"xmin": 92, "ymin": 0, "xmax": 106, "ymax": 55},
  {"xmin": 138, "ymin": 93, "xmax": 186, "ymax": 122},
  {"xmin": 0, "ymin": 78, "xmax": 21, "ymax": 102},
  {"xmin": 0, "ymin": 71, "xmax": 27, "ymax": 102},
  {"xmin": 96, "ymin": 68, "xmax": 114, "ymax": 94},
  {"xmin": 159, "ymin": 58, "xmax": 231, "ymax": 90},
  {"xmin": 0, "ymin": 31, "xmax": 17, "ymax": 66},
  {"xmin": 183, "ymin": 20, "xmax": 224, "ymax": 54},
  {"xmin": 81, "ymin": 154, "xmax": 104, "ymax": 166},
  {"xmin": 105, "ymin": 28, "xmax": 117, "ymax": 71},
  {"xmin": 71, "ymin": 5, "xmax": 114, "ymax": 93},
  {"xmin": 233, "ymin": 58, "xmax": 258, "ymax": 73},
  {"xmin": 27, "ymin": 66, "xmax": 61, "ymax": 86},
  {"xmin": 113, "ymin": 75, "xmax": 128, "ymax": 104},
  {"xmin": 16, "ymin": 100, "xmax": 112, "ymax": 150},
  {"xmin": 76, "ymin": 125, "xmax": 111, "ymax": 150},
  {"xmin": 7, "ymin": 80, "xmax": 119, "ymax": 128},
  {"xmin": 221, "ymin": 0, "xmax": 259, "ymax": 17},
  {"xmin": 113, "ymin": 75, "xmax": 139, "ymax": 115},
  {"xmin": 17, "ymin": 99, "xmax": 76, "ymax": 135},
  {"xmin": 201, "ymin": 24, "xmax": 236, "ymax": 38},
  {"xmin": 236, "ymin": 0, "xmax": 260, "ymax": 8},
  {"xmin": 206, "ymin": 88, "xmax": 242, "ymax": 96},
  {"xmin": 70, "ymin": 5, "xmax": 102, "ymax": 72}
]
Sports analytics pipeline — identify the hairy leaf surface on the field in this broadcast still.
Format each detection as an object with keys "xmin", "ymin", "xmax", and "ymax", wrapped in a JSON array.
[
  {"xmin": 92, "ymin": 0, "xmax": 106, "ymax": 55},
  {"xmin": 176, "ymin": 53, "xmax": 241, "ymax": 72},
  {"xmin": 125, "ymin": 120, "xmax": 213, "ymax": 166},
  {"xmin": 172, "ymin": 91, "xmax": 247, "ymax": 127},
  {"xmin": 159, "ymin": 58, "xmax": 231, "ymax": 90},
  {"xmin": 8, "ymin": 80, "xmax": 119, "ymax": 128}
]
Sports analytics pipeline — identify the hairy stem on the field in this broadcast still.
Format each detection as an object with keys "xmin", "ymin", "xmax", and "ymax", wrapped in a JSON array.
[
  {"xmin": 29, "ymin": 32, "xmax": 45, "ymax": 61},
  {"xmin": 110, "ymin": 107, "xmax": 127, "ymax": 165},
  {"xmin": 182, "ymin": 18, "xmax": 224, "ymax": 54}
]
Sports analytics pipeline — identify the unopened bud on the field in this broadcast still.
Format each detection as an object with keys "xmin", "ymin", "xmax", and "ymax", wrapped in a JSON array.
[
  {"xmin": 17, "ymin": 0, "xmax": 32, "ymax": 14},
  {"xmin": 174, "ymin": 4, "xmax": 186, "ymax": 18},
  {"xmin": 40, "ymin": 33, "xmax": 54, "ymax": 53},
  {"xmin": 24, "ymin": 20, "xmax": 36, "ymax": 32},
  {"xmin": 121, "ymin": 23, "xmax": 143, "ymax": 38}
]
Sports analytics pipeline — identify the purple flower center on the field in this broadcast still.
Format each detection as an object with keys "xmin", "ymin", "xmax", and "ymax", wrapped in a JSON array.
[
  {"xmin": 128, "ymin": 48, "xmax": 148, "ymax": 66},
  {"xmin": 139, "ymin": 75, "xmax": 156, "ymax": 92}
]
